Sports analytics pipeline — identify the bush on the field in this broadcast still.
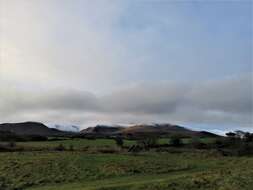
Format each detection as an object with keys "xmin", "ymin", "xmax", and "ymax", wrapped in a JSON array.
[
  {"xmin": 169, "ymin": 136, "xmax": 183, "ymax": 147},
  {"xmin": 8, "ymin": 141, "xmax": 16, "ymax": 148},
  {"xmin": 0, "ymin": 144, "xmax": 11, "ymax": 152},
  {"xmin": 191, "ymin": 138, "xmax": 207, "ymax": 149},
  {"xmin": 82, "ymin": 146, "xmax": 89, "ymax": 152},
  {"xmin": 54, "ymin": 144, "xmax": 66, "ymax": 151},
  {"xmin": 128, "ymin": 145, "xmax": 143, "ymax": 155},
  {"xmin": 98, "ymin": 148, "xmax": 119, "ymax": 154},
  {"xmin": 237, "ymin": 142, "xmax": 253, "ymax": 156},
  {"xmin": 114, "ymin": 137, "xmax": 124, "ymax": 148},
  {"xmin": 213, "ymin": 138, "xmax": 232, "ymax": 149},
  {"xmin": 69, "ymin": 145, "xmax": 74, "ymax": 151},
  {"xmin": 225, "ymin": 132, "xmax": 236, "ymax": 138},
  {"xmin": 25, "ymin": 135, "xmax": 48, "ymax": 141},
  {"xmin": 137, "ymin": 136, "xmax": 158, "ymax": 150},
  {"xmin": 0, "ymin": 176, "xmax": 10, "ymax": 190},
  {"xmin": 244, "ymin": 132, "xmax": 253, "ymax": 142}
]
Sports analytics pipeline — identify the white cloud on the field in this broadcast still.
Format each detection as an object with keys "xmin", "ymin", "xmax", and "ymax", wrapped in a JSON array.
[{"xmin": 0, "ymin": 0, "xmax": 126, "ymax": 93}]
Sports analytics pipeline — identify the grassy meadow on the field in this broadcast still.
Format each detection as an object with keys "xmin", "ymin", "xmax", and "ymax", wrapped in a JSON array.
[
  {"xmin": 0, "ymin": 138, "xmax": 253, "ymax": 190},
  {"xmin": 16, "ymin": 137, "xmax": 215, "ymax": 150}
]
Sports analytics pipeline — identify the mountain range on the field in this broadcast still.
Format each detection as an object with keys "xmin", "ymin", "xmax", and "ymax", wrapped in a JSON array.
[
  {"xmin": 80, "ymin": 124, "xmax": 219, "ymax": 138},
  {"xmin": 0, "ymin": 122, "xmax": 68, "ymax": 136},
  {"xmin": 0, "ymin": 121, "xmax": 220, "ymax": 138}
]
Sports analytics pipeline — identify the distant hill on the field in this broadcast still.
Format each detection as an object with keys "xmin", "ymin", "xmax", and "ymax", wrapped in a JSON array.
[
  {"xmin": 81, "ymin": 123, "xmax": 220, "ymax": 138},
  {"xmin": 0, "ymin": 122, "xmax": 220, "ymax": 139},
  {"xmin": 80, "ymin": 125, "xmax": 124, "ymax": 136},
  {"xmin": 0, "ymin": 122, "xmax": 68, "ymax": 136},
  {"xmin": 54, "ymin": 124, "xmax": 80, "ymax": 132},
  {"xmin": 198, "ymin": 131, "xmax": 221, "ymax": 138},
  {"xmin": 121, "ymin": 124, "xmax": 194, "ymax": 136}
]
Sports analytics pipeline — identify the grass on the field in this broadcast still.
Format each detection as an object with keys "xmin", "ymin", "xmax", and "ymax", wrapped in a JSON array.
[
  {"xmin": 16, "ymin": 138, "xmax": 135, "ymax": 150},
  {"xmin": 0, "ymin": 138, "xmax": 253, "ymax": 190},
  {"xmin": 158, "ymin": 137, "xmax": 216, "ymax": 144},
  {"xmin": 16, "ymin": 137, "xmax": 216, "ymax": 150},
  {"xmin": 30, "ymin": 168, "xmax": 253, "ymax": 190}
]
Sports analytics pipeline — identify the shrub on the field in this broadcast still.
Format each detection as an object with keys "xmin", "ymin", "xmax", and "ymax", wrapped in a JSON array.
[
  {"xmin": 0, "ymin": 176, "xmax": 10, "ymax": 190},
  {"xmin": 244, "ymin": 132, "xmax": 253, "ymax": 142},
  {"xmin": 86, "ymin": 136, "xmax": 96, "ymax": 140},
  {"xmin": 225, "ymin": 132, "xmax": 236, "ymax": 138},
  {"xmin": 98, "ymin": 148, "xmax": 119, "ymax": 154},
  {"xmin": 0, "ymin": 131, "xmax": 22, "ymax": 141},
  {"xmin": 213, "ymin": 138, "xmax": 231, "ymax": 149},
  {"xmin": 25, "ymin": 135, "xmax": 48, "ymax": 141},
  {"xmin": 128, "ymin": 145, "xmax": 143, "ymax": 155},
  {"xmin": 114, "ymin": 137, "xmax": 124, "ymax": 148},
  {"xmin": 55, "ymin": 144, "xmax": 66, "ymax": 151},
  {"xmin": 236, "ymin": 142, "xmax": 253, "ymax": 156},
  {"xmin": 0, "ymin": 144, "xmax": 10, "ymax": 152},
  {"xmin": 137, "ymin": 136, "xmax": 158, "ymax": 150},
  {"xmin": 82, "ymin": 146, "xmax": 89, "ymax": 152},
  {"xmin": 8, "ymin": 141, "xmax": 16, "ymax": 148},
  {"xmin": 191, "ymin": 138, "xmax": 207, "ymax": 149},
  {"xmin": 69, "ymin": 145, "xmax": 74, "ymax": 151},
  {"xmin": 169, "ymin": 136, "xmax": 183, "ymax": 147}
]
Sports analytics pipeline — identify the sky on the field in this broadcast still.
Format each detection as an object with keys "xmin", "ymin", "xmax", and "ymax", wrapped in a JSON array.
[{"xmin": 0, "ymin": 0, "xmax": 252, "ymax": 134}]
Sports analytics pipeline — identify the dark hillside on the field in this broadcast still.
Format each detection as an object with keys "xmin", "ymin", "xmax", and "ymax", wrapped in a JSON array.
[
  {"xmin": 0, "ymin": 122, "xmax": 68, "ymax": 136},
  {"xmin": 81, "ymin": 123, "xmax": 220, "ymax": 138}
]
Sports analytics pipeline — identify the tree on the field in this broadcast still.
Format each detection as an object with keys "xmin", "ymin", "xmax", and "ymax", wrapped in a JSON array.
[
  {"xmin": 8, "ymin": 141, "xmax": 16, "ymax": 148},
  {"xmin": 69, "ymin": 144, "xmax": 74, "ymax": 151},
  {"xmin": 169, "ymin": 136, "xmax": 183, "ymax": 147},
  {"xmin": 128, "ymin": 145, "xmax": 143, "ymax": 155},
  {"xmin": 114, "ymin": 137, "xmax": 124, "ymax": 148},
  {"xmin": 235, "ymin": 130, "xmax": 246, "ymax": 139},
  {"xmin": 191, "ymin": 138, "xmax": 206, "ymax": 149},
  {"xmin": 244, "ymin": 132, "xmax": 253, "ymax": 142},
  {"xmin": 225, "ymin": 132, "xmax": 236, "ymax": 138},
  {"xmin": 137, "ymin": 136, "xmax": 158, "ymax": 150},
  {"xmin": 226, "ymin": 131, "xmax": 253, "ymax": 142},
  {"xmin": 55, "ymin": 144, "xmax": 66, "ymax": 151}
]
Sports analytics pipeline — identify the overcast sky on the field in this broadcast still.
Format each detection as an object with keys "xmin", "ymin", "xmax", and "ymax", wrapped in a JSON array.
[{"xmin": 0, "ymin": 0, "xmax": 252, "ymax": 133}]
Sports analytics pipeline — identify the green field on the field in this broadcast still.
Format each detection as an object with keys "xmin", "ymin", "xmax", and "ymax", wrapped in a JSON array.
[
  {"xmin": 17, "ymin": 138, "xmax": 135, "ymax": 149},
  {"xmin": 0, "ymin": 138, "xmax": 253, "ymax": 190},
  {"xmin": 16, "ymin": 137, "xmax": 215, "ymax": 150}
]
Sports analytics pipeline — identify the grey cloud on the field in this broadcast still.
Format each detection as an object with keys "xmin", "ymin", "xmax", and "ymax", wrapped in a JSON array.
[
  {"xmin": 101, "ymin": 74, "xmax": 252, "ymax": 117},
  {"xmin": 0, "ymin": 74, "xmax": 252, "ymax": 128},
  {"xmin": 38, "ymin": 90, "xmax": 99, "ymax": 111},
  {"xmin": 101, "ymin": 83, "xmax": 189, "ymax": 114},
  {"xmin": 187, "ymin": 75, "xmax": 253, "ymax": 114},
  {"xmin": 0, "ymin": 87, "xmax": 99, "ymax": 115}
]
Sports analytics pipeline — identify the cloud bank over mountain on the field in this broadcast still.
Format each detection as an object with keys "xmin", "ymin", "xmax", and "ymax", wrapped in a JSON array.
[{"xmin": 1, "ymin": 74, "xmax": 252, "ymax": 129}]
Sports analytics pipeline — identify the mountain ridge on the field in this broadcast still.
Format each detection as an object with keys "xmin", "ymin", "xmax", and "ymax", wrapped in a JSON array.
[
  {"xmin": 0, "ymin": 121, "xmax": 69, "ymax": 136},
  {"xmin": 0, "ymin": 121, "xmax": 220, "ymax": 138},
  {"xmin": 81, "ymin": 123, "xmax": 220, "ymax": 138}
]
